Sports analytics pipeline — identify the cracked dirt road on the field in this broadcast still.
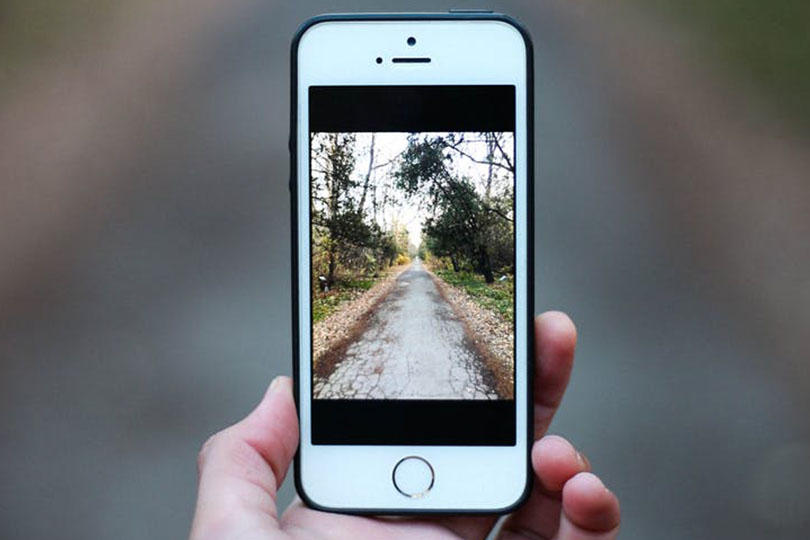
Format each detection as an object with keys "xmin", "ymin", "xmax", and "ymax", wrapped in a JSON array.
[{"xmin": 314, "ymin": 258, "xmax": 499, "ymax": 400}]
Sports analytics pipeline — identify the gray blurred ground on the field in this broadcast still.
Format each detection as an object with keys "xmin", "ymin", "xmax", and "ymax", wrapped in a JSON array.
[{"xmin": 1, "ymin": 1, "xmax": 809, "ymax": 539}]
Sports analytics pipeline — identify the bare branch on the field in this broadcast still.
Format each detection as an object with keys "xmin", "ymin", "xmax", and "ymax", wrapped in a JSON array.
[
  {"xmin": 443, "ymin": 142, "xmax": 514, "ymax": 173},
  {"xmin": 491, "ymin": 133, "xmax": 514, "ymax": 173}
]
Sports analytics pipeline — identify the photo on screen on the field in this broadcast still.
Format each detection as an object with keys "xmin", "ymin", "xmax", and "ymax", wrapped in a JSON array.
[{"xmin": 310, "ymin": 131, "xmax": 515, "ymax": 401}]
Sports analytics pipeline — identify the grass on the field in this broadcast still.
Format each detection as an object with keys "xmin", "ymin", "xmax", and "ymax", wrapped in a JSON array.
[
  {"xmin": 435, "ymin": 270, "xmax": 514, "ymax": 323},
  {"xmin": 311, "ymin": 277, "xmax": 377, "ymax": 323},
  {"xmin": 640, "ymin": 0, "xmax": 810, "ymax": 132}
]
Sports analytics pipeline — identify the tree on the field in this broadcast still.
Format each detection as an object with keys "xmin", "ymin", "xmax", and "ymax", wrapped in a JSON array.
[
  {"xmin": 395, "ymin": 134, "xmax": 512, "ymax": 283},
  {"xmin": 310, "ymin": 131, "xmax": 514, "ymax": 290},
  {"xmin": 311, "ymin": 133, "xmax": 374, "ymax": 288},
  {"xmin": 311, "ymin": 133, "xmax": 413, "ymax": 290}
]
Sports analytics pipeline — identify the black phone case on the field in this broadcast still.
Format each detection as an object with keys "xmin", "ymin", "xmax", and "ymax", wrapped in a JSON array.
[{"xmin": 289, "ymin": 11, "xmax": 535, "ymax": 515}]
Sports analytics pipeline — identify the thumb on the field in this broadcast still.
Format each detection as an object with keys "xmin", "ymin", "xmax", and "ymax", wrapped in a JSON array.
[{"xmin": 190, "ymin": 376, "xmax": 299, "ymax": 538}]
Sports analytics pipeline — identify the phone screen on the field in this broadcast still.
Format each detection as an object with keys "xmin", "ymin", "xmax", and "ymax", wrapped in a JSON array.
[{"xmin": 308, "ymin": 86, "xmax": 516, "ymax": 445}]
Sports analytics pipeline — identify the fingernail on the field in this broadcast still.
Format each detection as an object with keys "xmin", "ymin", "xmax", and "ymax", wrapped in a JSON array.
[
  {"xmin": 581, "ymin": 471, "xmax": 605, "ymax": 490},
  {"xmin": 576, "ymin": 450, "xmax": 590, "ymax": 471},
  {"xmin": 251, "ymin": 377, "xmax": 285, "ymax": 414}
]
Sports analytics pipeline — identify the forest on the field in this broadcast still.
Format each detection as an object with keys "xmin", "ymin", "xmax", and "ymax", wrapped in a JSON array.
[{"xmin": 310, "ymin": 131, "xmax": 515, "ymax": 322}]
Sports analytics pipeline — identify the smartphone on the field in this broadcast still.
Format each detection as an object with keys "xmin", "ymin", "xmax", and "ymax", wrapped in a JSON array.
[{"xmin": 290, "ymin": 12, "xmax": 533, "ymax": 513}]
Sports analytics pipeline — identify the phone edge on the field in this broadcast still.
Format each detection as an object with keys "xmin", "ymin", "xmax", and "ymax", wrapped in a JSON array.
[{"xmin": 289, "ymin": 11, "xmax": 535, "ymax": 516}]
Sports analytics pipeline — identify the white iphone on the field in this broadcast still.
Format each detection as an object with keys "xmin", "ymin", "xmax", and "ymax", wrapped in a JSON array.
[{"xmin": 290, "ymin": 12, "xmax": 533, "ymax": 513}]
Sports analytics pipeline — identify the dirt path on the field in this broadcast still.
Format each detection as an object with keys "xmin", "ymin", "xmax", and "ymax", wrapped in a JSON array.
[{"xmin": 314, "ymin": 258, "xmax": 499, "ymax": 400}]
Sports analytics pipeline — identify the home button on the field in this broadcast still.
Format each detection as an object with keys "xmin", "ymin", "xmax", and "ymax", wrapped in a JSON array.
[{"xmin": 392, "ymin": 456, "xmax": 434, "ymax": 498}]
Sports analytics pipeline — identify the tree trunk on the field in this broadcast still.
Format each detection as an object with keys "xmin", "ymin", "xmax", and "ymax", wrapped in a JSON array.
[
  {"xmin": 327, "ymin": 249, "xmax": 336, "ymax": 289},
  {"xmin": 478, "ymin": 245, "xmax": 494, "ymax": 283},
  {"xmin": 358, "ymin": 133, "xmax": 375, "ymax": 211},
  {"xmin": 485, "ymin": 132, "xmax": 495, "ymax": 200},
  {"xmin": 451, "ymin": 256, "xmax": 460, "ymax": 272}
]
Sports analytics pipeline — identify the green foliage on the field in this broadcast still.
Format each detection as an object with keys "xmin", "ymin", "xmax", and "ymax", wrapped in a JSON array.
[
  {"xmin": 311, "ymin": 277, "xmax": 377, "ymax": 323},
  {"xmin": 310, "ymin": 131, "xmax": 514, "ymax": 312},
  {"xmin": 341, "ymin": 278, "xmax": 375, "ymax": 290},
  {"xmin": 312, "ymin": 289, "xmax": 357, "ymax": 323},
  {"xmin": 377, "ymin": 232, "xmax": 399, "ymax": 268},
  {"xmin": 436, "ymin": 269, "xmax": 514, "ymax": 323},
  {"xmin": 417, "ymin": 242, "xmax": 428, "ymax": 260},
  {"xmin": 311, "ymin": 133, "xmax": 409, "ymax": 291},
  {"xmin": 396, "ymin": 133, "xmax": 514, "ymax": 283}
]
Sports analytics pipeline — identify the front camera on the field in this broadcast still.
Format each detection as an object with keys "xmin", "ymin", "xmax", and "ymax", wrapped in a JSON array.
[
  {"xmin": 407, "ymin": 36, "xmax": 416, "ymax": 46},
  {"xmin": 375, "ymin": 57, "xmax": 382, "ymax": 64}
]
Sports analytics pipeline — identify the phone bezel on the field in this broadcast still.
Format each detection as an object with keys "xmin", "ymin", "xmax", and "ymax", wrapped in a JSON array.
[{"xmin": 290, "ymin": 12, "xmax": 534, "ymax": 514}]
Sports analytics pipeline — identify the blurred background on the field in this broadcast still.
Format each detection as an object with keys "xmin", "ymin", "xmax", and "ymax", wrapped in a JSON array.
[{"xmin": 2, "ymin": 0, "xmax": 809, "ymax": 538}]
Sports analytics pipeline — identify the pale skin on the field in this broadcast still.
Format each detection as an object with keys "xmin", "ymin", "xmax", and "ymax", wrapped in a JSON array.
[{"xmin": 190, "ymin": 311, "xmax": 621, "ymax": 539}]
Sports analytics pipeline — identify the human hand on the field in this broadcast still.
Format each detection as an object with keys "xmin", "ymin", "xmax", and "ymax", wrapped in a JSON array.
[{"xmin": 189, "ymin": 311, "xmax": 620, "ymax": 539}]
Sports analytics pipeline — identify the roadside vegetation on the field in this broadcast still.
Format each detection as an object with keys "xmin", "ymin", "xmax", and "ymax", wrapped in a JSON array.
[
  {"xmin": 312, "ymin": 278, "xmax": 375, "ymax": 323},
  {"xmin": 434, "ymin": 269, "xmax": 508, "ymax": 322},
  {"xmin": 399, "ymin": 133, "xmax": 514, "ymax": 285},
  {"xmin": 310, "ymin": 133, "xmax": 414, "ymax": 318},
  {"xmin": 433, "ymin": 268, "xmax": 513, "ymax": 323},
  {"xmin": 399, "ymin": 132, "xmax": 515, "ymax": 324},
  {"xmin": 311, "ymin": 131, "xmax": 514, "ymax": 323}
]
